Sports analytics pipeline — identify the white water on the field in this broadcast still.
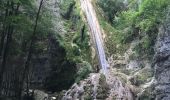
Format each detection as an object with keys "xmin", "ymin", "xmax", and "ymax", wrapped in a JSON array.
[{"xmin": 80, "ymin": 0, "xmax": 109, "ymax": 75}]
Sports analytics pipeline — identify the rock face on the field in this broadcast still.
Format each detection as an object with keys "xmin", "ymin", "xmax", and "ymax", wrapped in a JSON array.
[
  {"xmin": 106, "ymin": 70, "xmax": 133, "ymax": 100},
  {"xmin": 62, "ymin": 73, "xmax": 102, "ymax": 100},
  {"xmin": 154, "ymin": 10, "xmax": 170, "ymax": 100},
  {"xmin": 34, "ymin": 90, "xmax": 49, "ymax": 100},
  {"xmin": 62, "ymin": 72, "xmax": 133, "ymax": 100}
]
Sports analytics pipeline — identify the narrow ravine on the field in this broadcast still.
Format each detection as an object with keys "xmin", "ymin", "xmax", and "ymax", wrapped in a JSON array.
[
  {"xmin": 79, "ymin": 0, "xmax": 134, "ymax": 99},
  {"xmin": 61, "ymin": 0, "xmax": 135, "ymax": 99},
  {"xmin": 80, "ymin": 0, "xmax": 108, "ymax": 75}
]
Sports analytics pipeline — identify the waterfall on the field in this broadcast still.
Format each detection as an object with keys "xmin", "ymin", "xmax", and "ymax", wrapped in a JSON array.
[{"xmin": 80, "ymin": 0, "xmax": 109, "ymax": 75}]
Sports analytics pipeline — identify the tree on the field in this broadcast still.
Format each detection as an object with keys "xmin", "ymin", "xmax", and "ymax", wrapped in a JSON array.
[
  {"xmin": 98, "ymin": 0, "xmax": 125, "ymax": 24},
  {"xmin": 0, "ymin": 1, "xmax": 20, "ymax": 94},
  {"xmin": 18, "ymin": 0, "xmax": 44, "ymax": 99}
]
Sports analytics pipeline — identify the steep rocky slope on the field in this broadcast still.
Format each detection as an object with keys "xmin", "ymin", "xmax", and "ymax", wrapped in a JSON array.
[
  {"xmin": 153, "ymin": 9, "xmax": 170, "ymax": 100},
  {"xmin": 3, "ymin": 0, "xmax": 168, "ymax": 99},
  {"xmin": 62, "ymin": 71, "xmax": 133, "ymax": 100}
]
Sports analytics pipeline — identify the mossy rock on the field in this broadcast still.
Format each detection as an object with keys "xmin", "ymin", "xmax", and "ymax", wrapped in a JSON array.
[
  {"xmin": 96, "ymin": 74, "xmax": 109, "ymax": 99},
  {"xmin": 96, "ymin": 85, "xmax": 109, "ymax": 99},
  {"xmin": 138, "ymin": 86, "xmax": 155, "ymax": 100},
  {"xmin": 83, "ymin": 84, "xmax": 93, "ymax": 100},
  {"xmin": 130, "ymin": 68, "xmax": 153, "ymax": 86}
]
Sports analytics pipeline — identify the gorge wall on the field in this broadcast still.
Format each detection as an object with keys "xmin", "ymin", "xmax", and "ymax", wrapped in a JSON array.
[{"xmin": 154, "ymin": 9, "xmax": 170, "ymax": 100}]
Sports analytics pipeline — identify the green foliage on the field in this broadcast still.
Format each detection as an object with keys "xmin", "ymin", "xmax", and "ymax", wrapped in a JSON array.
[
  {"xmin": 114, "ymin": 10, "xmax": 138, "ymax": 29},
  {"xmin": 96, "ymin": 74, "xmax": 109, "ymax": 99},
  {"xmin": 116, "ymin": 27, "xmax": 135, "ymax": 44},
  {"xmin": 84, "ymin": 96, "xmax": 93, "ymax": 100},
  {"xmin": 138, "ymin": 86, "xmax": 155, "ymax": 100},
  {"xmin": 97, "ymin": 0, "xmax": 125, "ymax": 24},
  {"xmin": 84, "ymin": 85, "xmax": 93, "ymax": 100},
  {"xmin": 62, "ymin": 0, "xmax": 92, "ymax": 63},
  {"xmin": 0, "ymin": 0, "xmax": 62, "ymax": 98},
  {"xmin": 43, "ymin": 0, "xmax": 93, "ymax": 92},
  {"xmin": 130, "ymin": 68, "xmax": 153, "ymax": 86},
  {"xmin": 76, "ymin": 61, "xmax": 92, "ymax": 82},
  {"xmin": 60, "ymin": 0, "xmax": 75, "ymax": 19},
  {"xmin": 127, "ymin": 0, "xmax": 140, "ymax": 10},
  {"xmin": 0, "ymin": 0, "xmax": 92, "ymax": 94},
  {"xmin": 133, "ymin": 34, "xmax": 155, "ymax": 58},
  {"xmin": 60, "ymin": 0, "xmax": 75, "ymax": 12},
  {"xmin": 0, "ymin": 0, "xmax": 53, "ymax": 56},
  {"xmin": 136, "ymin": 0, "xmax": 169, "ymax": 32},
  {"xmin": 99, "ymin": 74, "xmax": 106, "ymax": 84},
  {"xmin": 98, "ymin": 0, "xmax": 170, "ymax": 58}
]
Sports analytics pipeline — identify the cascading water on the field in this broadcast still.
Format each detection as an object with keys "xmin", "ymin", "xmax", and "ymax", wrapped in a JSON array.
[{"xmin": 80, "ymin": 0, "xmax": 109, "ymax": 75}]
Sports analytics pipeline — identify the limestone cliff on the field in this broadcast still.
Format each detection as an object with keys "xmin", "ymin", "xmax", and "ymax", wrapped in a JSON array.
[
  {"xmin": 62, "ymin": 71, "xmax": 133, "ymax": 100},
  {"xmin": 154, "ymin": 8, "xmax": 170, "ymax": 100}
]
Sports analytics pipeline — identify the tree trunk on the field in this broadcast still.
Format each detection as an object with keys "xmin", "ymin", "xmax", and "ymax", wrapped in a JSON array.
[
  {"xmin": 0, "ymin": 1, "xmax": 9, "ymax": 56},
  {"xmin": 18, "ymin": 0, "xmax": 44, "ymax": 99},
  {"xmin": 81, "ymin": 24, "xmax": 85, "ymax": 42},
  {"xmin": 0, "ymin": 2, "xmax": 20, "ymax": 95}
]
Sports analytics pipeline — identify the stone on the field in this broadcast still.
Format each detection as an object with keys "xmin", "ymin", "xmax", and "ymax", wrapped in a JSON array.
[{"xmin": 154, "ymin": 9, "xmax": 170, "ymax": 100}]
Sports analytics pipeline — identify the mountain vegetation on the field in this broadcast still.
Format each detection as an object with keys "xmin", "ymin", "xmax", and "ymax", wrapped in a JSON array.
[
  {"xmin": 0, "ymin": 0, "xmax": 170, "ymax": 100},
  {"xmin": 0, "ymin": 0, "xmax": 92, "ymax": 99},
  {"xmin": 97, "ymin": 0, "xmax": 169, "ymax": 59},
  {"xmin": 94, "ymin": 0, "xmax": 170, "ymax": 99}
]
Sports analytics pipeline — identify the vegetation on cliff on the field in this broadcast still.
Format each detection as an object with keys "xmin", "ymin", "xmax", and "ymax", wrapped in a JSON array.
[
  {"xmin": 1, "ymin": 0, "xmax": 170, "ymax": 99},
  {"xmin": 0, "ymin": 0, "xmax": 92, "ymax": 99},
  {"xmin": 97, "ymin": 0, "xmax": 170, "ymax": 59}
]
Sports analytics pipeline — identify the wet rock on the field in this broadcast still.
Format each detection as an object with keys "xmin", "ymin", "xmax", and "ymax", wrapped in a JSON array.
[{"xmin": 154, "ymin": 9, "xmax": 170, "ymax": 100}]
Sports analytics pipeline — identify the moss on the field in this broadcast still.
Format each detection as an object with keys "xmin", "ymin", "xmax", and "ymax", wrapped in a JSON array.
[
  {"xmin": 129, "ymin": 52, "xmax": 139, "ymax": 60},
  {"xmin": 132, "ymin": 34, "xmax": 156, "ymax": 60},
  {"xmin": 96, "ymin": 86, "xmax": 108, "ymax": 99},
  {"xmin": 84, "ymin": 95, "xmax": 93, "ymax": 100},
  {"xmin": 121, "ymin": 69, "xmax": 131, "ymax": 75},
  {"xmin": 99, "ymin": 74, "xmax": 106, "ymax": 84},
  {"xmin": 75, "ymin": 62, "xmax": 92, "ymax": 83},
  {"xmin": 138, "ymin": 86, "xmax": 155, "ymax": 100},
  {"xmin": 115, "ymin": 74, "xmax": 127, "ymax": 84},
  {"xmin": 61, "ymin": 0, "xmax": 92, "ymax": 64},
  {"xmin": 130, "ymin": 68, "xmax": 153, "ymax": 86},
  {"xmin": 96, "ymin": 74, "xmax": 109, "ymax": 99},
  {"xmin": 84, "ymin": 84, "xmax": 93, "ymax": 100},
  {"xmin": 92, "ymin": 0, "xmax": 129, "ymax": 57},
  {"xmin": 60, "ymin": 0, "xmax": 75, "ymax": 15},
  {"xmin": 97, "ymin": 0, "xmax": 125, "ymax": 24},
  {"xmin": 93, "ymin": 0, "xmax": 169, "ymax": 59}
]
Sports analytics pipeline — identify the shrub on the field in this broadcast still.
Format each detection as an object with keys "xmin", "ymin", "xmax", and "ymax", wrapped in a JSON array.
[
  {"xmin": 76, "ymin": 61, "xmax": 92, "ymax": 82},
  {"xmin": 97, "ymin": 0, "xmax": 125, "ymax": 24},
  {"xmin": 111, "ymin": 0, "xmax": 169, "ymax": 58}
]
